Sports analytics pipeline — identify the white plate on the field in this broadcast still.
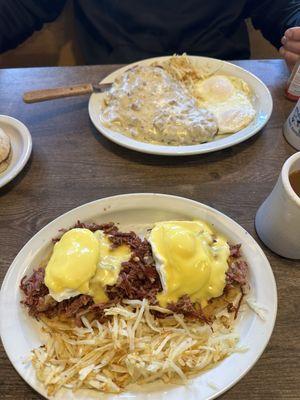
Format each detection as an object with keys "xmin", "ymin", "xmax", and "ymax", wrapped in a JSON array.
[
  {"xmin": 0, "ymin": 193, "xmax": 277, "ymax": 400},
  {"xmin": 0, "ymin": 115, "xmax": 32, "ymax": 188},
  {"xmin": 89, "ymin": 56, "xmax": 273, "ymax": 156}
]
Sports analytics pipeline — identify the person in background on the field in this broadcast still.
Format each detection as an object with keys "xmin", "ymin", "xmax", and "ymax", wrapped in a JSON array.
[{"xmin": 0, "ymin": 0, "xmax": 299, "ymax": 68}]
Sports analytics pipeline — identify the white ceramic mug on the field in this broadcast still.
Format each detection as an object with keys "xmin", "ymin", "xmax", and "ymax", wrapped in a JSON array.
[{"xmin": 255, "ymin": 152, "xmax": 300, "ymax": 259}]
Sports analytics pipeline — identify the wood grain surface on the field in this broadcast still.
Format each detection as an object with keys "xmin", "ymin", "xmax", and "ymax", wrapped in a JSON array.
[{"xmin": 0, "ymin": 60, "xmax": 299, "ymax": 399}]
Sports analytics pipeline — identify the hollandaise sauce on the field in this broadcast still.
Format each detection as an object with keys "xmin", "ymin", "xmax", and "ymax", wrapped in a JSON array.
[
  {"xmin": 44, "ymin": 228, "xmax": 131, "ymax": 303},
  {"xmin": 149, "ymin": 221, "xmax": 230, "ymax": 308},
  {"xmin": 89, "ymin": 230, "xmax": 131, "ymax": 303},
  {"xmin": 45, "ymin": 229, "xmax": 100, "ymax": 301}
]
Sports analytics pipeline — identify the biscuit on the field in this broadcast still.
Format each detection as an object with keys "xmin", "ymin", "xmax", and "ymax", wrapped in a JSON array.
[
  {"xmin": 0, "ymin": 128, "xmax": 10, "ymax": 163},
  {"xmin": 0, "ymin": 154, "xmax": 11, "ymax": 173}
]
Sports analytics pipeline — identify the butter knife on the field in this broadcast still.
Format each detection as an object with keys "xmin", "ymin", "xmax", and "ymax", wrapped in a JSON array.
[{"xmin": 23, "ymin": 82, "xmax": 113, "ymax": 103}]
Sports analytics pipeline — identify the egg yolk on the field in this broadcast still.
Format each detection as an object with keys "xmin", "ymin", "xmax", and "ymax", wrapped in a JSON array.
[
  {"xmin": 149, "ymin": 221, "xmax": 230, "ymax": 308},
  {"xmin": 45, "ymin": 228, "xmax": 100, "ymax": 295},
  {"xmin": 196, "ymin": 75, "xmax": 235, "ymax": 102}
]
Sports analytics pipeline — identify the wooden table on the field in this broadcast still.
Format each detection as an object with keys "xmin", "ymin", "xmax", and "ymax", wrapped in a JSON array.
[{"xmin": 0, "ymin": 60, "xmax": 299, "ymax": 399}]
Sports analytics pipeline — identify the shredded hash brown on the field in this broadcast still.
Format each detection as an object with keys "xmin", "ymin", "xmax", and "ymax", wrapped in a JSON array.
[
  {"xmin": 157, "ymin": 54, "xmax": 223, "ymax": 84},
  {"xmin": 32, "ymin": 293, "xmax": 244, "ymax": 396}
]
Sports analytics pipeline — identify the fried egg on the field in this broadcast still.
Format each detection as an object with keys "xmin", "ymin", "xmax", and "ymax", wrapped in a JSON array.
[
  {"xmin": 148, "ymin": 220, "xmax": 230, "ymax": 308},
  {"xmin": 195, "ymin": 75, "xmax": 256, "ymax": 134},
  {"xmin": 44, "ymin": 228, "xmax": 131, "ymax": 303}
]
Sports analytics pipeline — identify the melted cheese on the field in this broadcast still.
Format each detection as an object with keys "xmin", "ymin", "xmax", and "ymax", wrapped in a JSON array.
[{"xmin": 149, "ymin": 221, "xmax": 230, "ymax": 308}]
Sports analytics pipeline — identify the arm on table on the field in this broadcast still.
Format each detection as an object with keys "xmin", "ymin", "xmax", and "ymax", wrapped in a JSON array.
[{"xmin": 0, "ymin": 0, "xmax": 66, "ymax": 53}]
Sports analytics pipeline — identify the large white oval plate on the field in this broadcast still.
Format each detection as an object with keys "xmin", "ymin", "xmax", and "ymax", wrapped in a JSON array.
[
  {"xmin": 0, "ymin": 194, "xmax": 277, "ymax": 399},
  {"xmin": 89, "ymin": 56, "xmax": 273, "ymax": 156}
]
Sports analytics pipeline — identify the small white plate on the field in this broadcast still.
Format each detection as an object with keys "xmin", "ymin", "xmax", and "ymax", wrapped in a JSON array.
[
  {"xmin": 0, "ymin": 115, "xmax": 32, "ymax": 188},
  {"xmin": 89, "ymin": 56, "xmax": 273, "ymax": 156},
  {"xmin": 0, "ymin": 194, "xmax": 277, "ymax": 400}
]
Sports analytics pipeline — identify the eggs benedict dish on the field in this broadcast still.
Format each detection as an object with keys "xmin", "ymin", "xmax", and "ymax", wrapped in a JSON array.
[
  {"xmin": 20, "ymin": 219, "xmax": 249, "ymax": 396},
  {"xmin": 21, "ymin": 220, "xmax": 247, "ymax": 322},
  {"xmin": 43, "ymin": 221, "xmax": 230, "ymax": 310}
]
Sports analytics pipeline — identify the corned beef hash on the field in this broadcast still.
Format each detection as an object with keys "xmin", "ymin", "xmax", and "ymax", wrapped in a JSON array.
[{"xmin": 20, "ymin": 220, "xmax": 249, "ymax": 395}]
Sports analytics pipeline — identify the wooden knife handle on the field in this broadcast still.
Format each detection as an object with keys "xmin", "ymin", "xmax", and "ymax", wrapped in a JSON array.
[{"xmin": 23, "ymin": 83, "xmax": 93, "ymax": 103}]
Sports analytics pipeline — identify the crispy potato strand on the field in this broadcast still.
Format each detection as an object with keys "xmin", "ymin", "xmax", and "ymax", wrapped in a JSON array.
[{"xmin": 31, "ymin": 295, "xmax": 243, "ymax": 396}]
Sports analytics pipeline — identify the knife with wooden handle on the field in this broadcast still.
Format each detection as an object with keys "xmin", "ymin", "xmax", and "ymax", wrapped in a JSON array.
[{"xmin": 23, "ymin": 82, "xmax": 113, "ymax": 103}]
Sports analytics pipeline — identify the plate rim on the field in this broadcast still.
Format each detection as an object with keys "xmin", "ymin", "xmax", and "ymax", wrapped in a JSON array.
[
  {"xmin": 0, "ymin": 193, "xmax": 278, "ymax": 400},
  {"xmin": 0, "ymin": 114, "xmax": 32, "ymax": 188},
  {"xmin": 88, "ymin": 56, "xmax": 273, "ymax": 156}
]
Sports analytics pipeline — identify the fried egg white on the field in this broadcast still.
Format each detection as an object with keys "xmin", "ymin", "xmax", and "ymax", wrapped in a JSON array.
[
  {"xmin": 148, "ymin": 220, "xmax": 230, "ymax": 308},
  {"xmin": 44, "ymin": 228, "xmax": 131, "ymax": 303},
  {"xmin": 195, "ymin": 75, "xmax": 256, "ymax": 134}
]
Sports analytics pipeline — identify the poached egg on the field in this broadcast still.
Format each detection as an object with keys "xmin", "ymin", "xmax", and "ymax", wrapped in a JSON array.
[
  {"xmin": 148, "ymin": 221, "xmax": 230, "ymax": 308},
  {"xmin": 45, "ymin": 221, "xmax": 230, "ymax": 309},
  {"xmin": 45, "ymin": 228, "xmax": 131, "ymax": 303}
]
